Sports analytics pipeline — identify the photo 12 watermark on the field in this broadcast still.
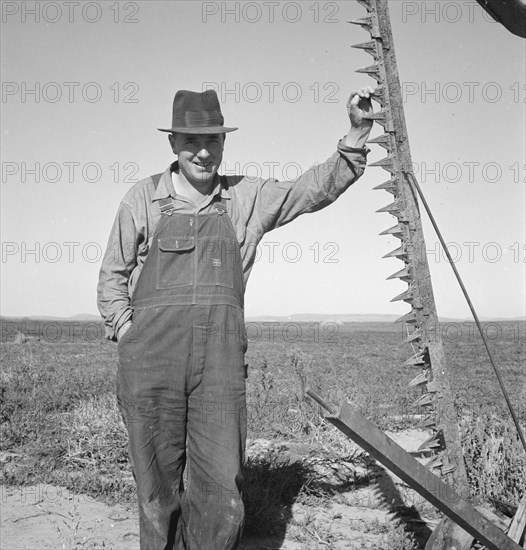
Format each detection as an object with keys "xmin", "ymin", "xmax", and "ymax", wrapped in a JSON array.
[
  {"xmin": 400, "ymin": 320, "xmax": 526, "ymax": 345},
  {"xmin": 401, "ymin": 81, "xmax": 525, "ymax": 104},
  {"xmin": 2, "ymin": 82, "xmax": 139, "ymax": 104},
  {"xmin": 410, "ymin": 160, "xmax": 525, "ymax": 184},
  {"xmin": 1, "ymin": 1, "xmax": 140, "ymax": 24},
  {"xmin": 201, "ymin": 1, "xmax": 340, "ymax": 24},
  {"xmin": 202, "ymin": 81, "xmax": 341, "ymax": 104},
  {"xmin": 1, "ymin": 162, "xmax": 140, "ymax": 184},
  {"xmin": 401, "ymin": 2, "xmax": 500, "ymax": 24},
  {"xmin": 0, "ymin": 484, "xmax": 97, "ymax": 505}
]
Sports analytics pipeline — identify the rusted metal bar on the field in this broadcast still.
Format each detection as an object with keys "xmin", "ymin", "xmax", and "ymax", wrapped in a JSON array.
[
  {"xmin": 508, "ymin": 494, "xmax": 526, "ymax": 543},
  {"xmin": 353, "ymin": 0, "xmax": 470, "ymax": 495},
  {"xmin": 319, "ymin": 398, "xmax": 522, "ymax": 550}
]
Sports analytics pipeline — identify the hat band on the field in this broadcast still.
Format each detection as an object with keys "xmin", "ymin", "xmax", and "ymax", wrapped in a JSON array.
[{"xmin": 174, "ymin": 109, "xmax": 224, "ymax": 128}]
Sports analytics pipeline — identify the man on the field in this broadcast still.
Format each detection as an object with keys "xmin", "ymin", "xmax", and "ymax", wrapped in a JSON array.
[{"xmin": 97, "ymin": 87, "xmax": 374, "ymax": 549}]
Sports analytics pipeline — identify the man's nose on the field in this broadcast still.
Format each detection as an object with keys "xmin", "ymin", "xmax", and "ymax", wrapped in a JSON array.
[{"xmin": 197, "ymin": 147, "xmax": 211, "ymax": 159}]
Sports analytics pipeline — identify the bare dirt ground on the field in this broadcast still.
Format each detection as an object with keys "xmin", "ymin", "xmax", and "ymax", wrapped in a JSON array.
[{"xmin": 1, "ymin": 430, "xmax": 440, "ymax": 550}]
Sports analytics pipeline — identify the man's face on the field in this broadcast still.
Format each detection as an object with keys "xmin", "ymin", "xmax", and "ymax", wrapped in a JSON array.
[{"xmin": 169, "ymin": 132, "xmax": 224, "ymax": 189}]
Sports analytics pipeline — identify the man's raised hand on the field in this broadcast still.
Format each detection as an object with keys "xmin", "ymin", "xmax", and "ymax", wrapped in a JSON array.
[
  {"xmin": 347, "ymin": 87, "xmax": 375, "ymax": 129},
  {"xmin": 342, "ymin": 86, "xmax": 376, "ymax": 148}
]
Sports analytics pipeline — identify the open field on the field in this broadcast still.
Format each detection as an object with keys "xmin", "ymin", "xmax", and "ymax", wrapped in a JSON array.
[{"xmin": 1, "ymin": 319, "xmax": 525, "ymax": 548}]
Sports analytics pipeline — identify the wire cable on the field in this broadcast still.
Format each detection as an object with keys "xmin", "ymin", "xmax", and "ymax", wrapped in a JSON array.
[{"xmin": 403, "ymin": 170, "xmax": 526, "ymax": 456}]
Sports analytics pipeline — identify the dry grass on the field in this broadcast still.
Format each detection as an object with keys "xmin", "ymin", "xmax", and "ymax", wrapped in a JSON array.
[{"xmin": 1, "ymin": 319, "xmax": 524, "ymax": 549}]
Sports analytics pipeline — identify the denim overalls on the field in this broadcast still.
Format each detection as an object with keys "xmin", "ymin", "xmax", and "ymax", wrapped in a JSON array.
[{"xmin": 118, "ymin": 175, "xmax": 247, "ymax": 549}]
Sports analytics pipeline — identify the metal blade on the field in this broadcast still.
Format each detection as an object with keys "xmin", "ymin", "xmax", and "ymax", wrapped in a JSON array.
[
  {"xmin": 387, "ymin": 266, "xmax": 411, "ymax": 281},
  {"xmin": 351, "ymin": 40, "xmax": 377, "ymax": 54},
  {"xmin": 405, "ymin": 329, "xmax": 422, "ymax": 343},
  {"xmin": 380, "ymin": 223, "xmax": 405, "ymax": 237},
  {"xmin": 417, "ymin": 431, "xmax": 444, "ymax": 453},
  {"xmin": 348, "ymin": 16, "xmax": 373, "ymax": 31},
  {"xmin": 416, "ymin": 415, "xmax": 437, "ymax": 429},
  {"xmin": 376, "ymin": 200, "xmax": 401, "ymax": 214},
  {"xmin": 413, "ymin": 392, "xmax": 435, "ymax": 407},
  {"xmin": 357, "ymin": 0, "xmax": 372, "ymax": 10},
  {"xmin": 391, "ymin": 287, "xmax": 413, "ymax": 303},
  {"xmin": 409, "ymin": 371, "xmax": 428, "ymax": 386},
  {"xmin": 426, "ymin": 456, "xmax": 443, "ymax": 470},
  {"xmin": 363, "ymin": 110, "xmax": 393, "ymax": 131},
  {"xmin": 395, "ymin": 310, "xmax": 417, "ymax": 324},
  {"xmin": 367, "ymin": 133, "xmax": 391, "ymax": 150},
  {"xmin": 373, "ymin": 179, "xmax": 397, "ymax": 194},
  {"xmin": 355, "ymin": 64, "xmax": 383, "ymax": 82},
  {"xmin": 369, "ymin": 155, "xmax": 396, "ymax": 173},
  {"xmin": 404, "ymin": 353, "xmax": 426, "ymax": 366},
  {"xmin": 382, "ymin": 245, "xmax": 407, "ymax": 259},
  {"xmin": 371, "ymin": 86, "xmax": 387, "ymax": 106}
]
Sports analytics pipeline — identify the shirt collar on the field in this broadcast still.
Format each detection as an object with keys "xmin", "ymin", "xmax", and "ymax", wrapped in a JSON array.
[{"xmin": 152, "ymin": 161, "xmax": 230, "ymax": 202}]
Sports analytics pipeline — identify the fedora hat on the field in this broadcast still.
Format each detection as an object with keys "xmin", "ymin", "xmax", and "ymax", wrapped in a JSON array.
[{"xmin": 158, "ymin": 89, "xmax": 238, "ymax": 134}]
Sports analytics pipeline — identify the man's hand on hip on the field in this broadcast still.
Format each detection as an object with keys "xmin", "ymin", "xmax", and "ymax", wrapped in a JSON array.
[{"xmin": 117, "ymin": 320, "xmax": 133, "ymax": 341}]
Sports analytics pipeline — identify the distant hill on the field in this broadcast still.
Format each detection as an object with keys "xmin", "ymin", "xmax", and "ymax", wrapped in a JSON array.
[
  {"xmin": 1, "ymin": 313, "xmax": 524, "ymax": 324},
  {"xmin": 0, "ymin": 314, "xmax": 102, "ymax": 322},
  {"xmin": 244, "ymin": 313, "xmax": 525, "ymax": 323}
]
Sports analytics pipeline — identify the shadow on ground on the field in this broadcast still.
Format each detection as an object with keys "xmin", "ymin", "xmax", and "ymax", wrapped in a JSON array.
[
  {"xmin": 242, "ymin": 457, "xmax": 310, "ymax": 547},
  {"xmin": 368, "ymin": 462, "xmax": 434, "ymax": 549}
]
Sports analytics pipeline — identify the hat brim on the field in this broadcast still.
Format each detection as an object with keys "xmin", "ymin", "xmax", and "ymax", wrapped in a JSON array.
[{"xmin": 158, "ymin": 126, "xmax": 238, "ymax": 134}]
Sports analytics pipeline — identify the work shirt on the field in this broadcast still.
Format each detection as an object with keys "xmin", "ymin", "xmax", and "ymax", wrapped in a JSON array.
[{"xmin": 97, "ymin": 140, "xmax": 369, "ymax": 341}]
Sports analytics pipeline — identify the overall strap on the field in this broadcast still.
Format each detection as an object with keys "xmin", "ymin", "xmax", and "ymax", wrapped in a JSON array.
[
  {"xmin": 151, "ymin": 172, "xmax": 175, "ymax": 216},
  {"xmin": 214, "ymin": 175, "xmax": 230, "ymax": 216}
]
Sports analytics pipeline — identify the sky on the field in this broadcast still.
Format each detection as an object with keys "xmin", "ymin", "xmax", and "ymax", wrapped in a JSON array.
[{"xmin": 1, "ymin": 0, "xmax": 525, "ymax": 320}]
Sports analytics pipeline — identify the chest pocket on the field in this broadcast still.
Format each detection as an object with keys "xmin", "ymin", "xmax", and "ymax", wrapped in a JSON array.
[
  {"xmin": 156, "ymin": 236, "xmax": 195, "ymax": 289},
  {"xmin": 196, "ymin": 236, "xmax": 236, "ymax": 289}
]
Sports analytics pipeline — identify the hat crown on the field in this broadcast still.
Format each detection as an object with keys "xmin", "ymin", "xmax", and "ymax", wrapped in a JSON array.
[
  {"xmin": 173, "ymin": 90, "xmax": 224, "ymax": 128},
  {"xmin": 158, "ymin": 89, "xmax": 238, "ymax": 134}
]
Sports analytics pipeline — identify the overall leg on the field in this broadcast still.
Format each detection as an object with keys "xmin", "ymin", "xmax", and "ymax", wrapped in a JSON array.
[
  {"xmin": 118, "ymin": 306, "xmax": 191, "ymax": 550},
  {"xmin": 183, "ymin": 304, "xmax": 247, "ymax": 550}
]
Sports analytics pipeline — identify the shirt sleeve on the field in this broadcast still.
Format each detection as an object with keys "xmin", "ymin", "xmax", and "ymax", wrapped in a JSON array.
[
  {"xmin": 97, "ymin": 201, "xmax": 140, "ymax": 341},
  {"xmin": 250, "ymin": 140, "xmax": 369, "ymax": 235}
]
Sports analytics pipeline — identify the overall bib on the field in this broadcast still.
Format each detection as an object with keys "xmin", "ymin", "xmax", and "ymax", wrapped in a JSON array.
[{"xmin": 118, "ymin": 182, "xmax": 247, "ymax": 550}]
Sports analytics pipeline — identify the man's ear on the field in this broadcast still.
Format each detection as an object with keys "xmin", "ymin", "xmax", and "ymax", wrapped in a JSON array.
[
  {"xmin": 168, "ymin": 133, "xmax": 177, "ymax": 153},
  {"xmin": 222, "ymin": 133, "xmax": 226, "ymax": 145}
]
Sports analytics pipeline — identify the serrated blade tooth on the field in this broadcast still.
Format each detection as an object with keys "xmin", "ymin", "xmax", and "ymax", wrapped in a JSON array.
[
  {"xmin": 426, "ymin": 456, "xmax": 443, "ymax": 470},
  {"xmin": 441, "ymin": 465, "xmax": 456, "ymax": 475},
  {"xmin": 369, "ymin": 155, "xmax": 396, "ymax": 173},
  {"xmin": 371, "ymin": 86, "xmax": 386, "ymax": 106},
  {"xmin": 357, "ymin": 0, "xmax": 372, "ymax": 10},
  {"xmin": 351, "ymin": 40, "xmax": 377, "ymax": 54},
  {"xmin": 380, "ymin": 223, "xmax": 404, "ymax": 237},
  {"xmin": 404, "ymin": 352, "xmax": 425, "ymax": 366},
  {"xmin": 405, "ymin": 329, "xmax": 422, "ymax": 343},
  {"xmin": 387, "ymin": 267, "xmax": 411, "ymax": 282},
  {"xmin": 416, "ymin": 415, "xmax": 436, "ymax": 429},
  {"xmin": 373, "ymin": 180, "xmax": 397, "ymax": 195},
  {"xmin": 395, "ymin": 310, "xmax": 417, "ymax": 324},
  {"xmin": 367, "ymin": 133, "xmax": 391, "ymax": 150},
  {"xmin": 409, "ymin": 371, "xmax": 428, "ymax": 387},
  {"xmin": 390, "ymin": 287, "xmax": 413, "ymax": 303},
  {"xmin": 348, "ymin": 16, "xmax": 373, "ymax": 30},
  {"xmin": 382, "ymin": 245, "xmax": 407, "ymax": 259},
  {"xmin": 413, "ymin": 392, "xmax": 435, "ymax": 408},
  {"xmin": 363, "ymin": 111, "xmax": 393, "ymax": 131},
  {"xmin": 376, "ymin": 200, "xmax": 400, "ymax": 214},
  {"xmin": 355, "ymin": 64, "xmax": 383, "ymax": 83},
  {"xmin": 417, "ymin": 432, "xmax": 443, "ymax": 453}
]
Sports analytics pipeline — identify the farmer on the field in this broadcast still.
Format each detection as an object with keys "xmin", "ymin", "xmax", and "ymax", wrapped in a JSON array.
[{"xmin": 97, "ymin": 86, "xmax": 374, "ymax": 549}]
